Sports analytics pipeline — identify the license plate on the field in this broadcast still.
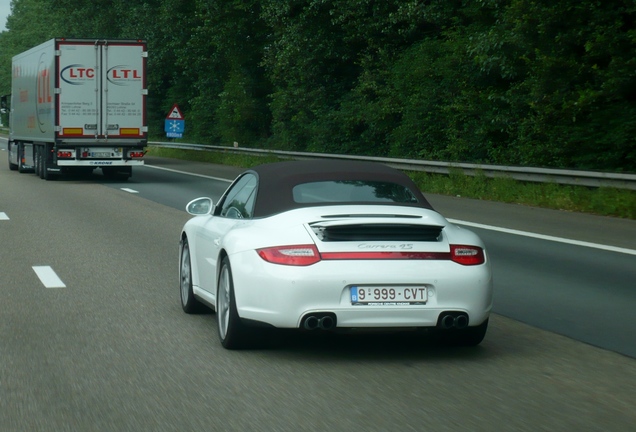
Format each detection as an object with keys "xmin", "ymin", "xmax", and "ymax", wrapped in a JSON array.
[
  {"xmin": 350, "ymin": 286, "xmax": 427, "ymax": 305},
  {"xmin": 91, "ymin": 152, "xmax": 112, "ymax": 158}
]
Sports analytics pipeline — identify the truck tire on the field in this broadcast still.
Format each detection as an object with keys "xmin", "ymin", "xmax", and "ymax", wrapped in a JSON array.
[
  {"xmin": 41, "ymin": 146, "xmax": 52, "ymax": 180},
  {"xmin": 8, "ymin": 149, "xmax": 18, "ymax": 171},
  {"xmin": 34, "ymin": 146, "xmax": 41, "ymax": 177},
  {"xmin": 102, "ymin": 167, "xmax": 116, "ymax": 179},
  {"xmin": 17, "ymin": 144, "xmax": 27, "ymax": 173},
  {"xmin": 102, "ymin": 166, "xmax": 131, "ymax": 181}
]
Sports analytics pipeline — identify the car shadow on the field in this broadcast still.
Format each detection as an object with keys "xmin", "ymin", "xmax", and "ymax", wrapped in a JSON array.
[{"xmin": 242, "ymin": 328, "xmax": 492, "ymax": 362}]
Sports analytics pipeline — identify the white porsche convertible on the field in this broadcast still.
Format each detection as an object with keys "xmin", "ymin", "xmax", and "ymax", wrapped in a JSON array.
[{"xmin": 179, "ymin": 160, "xmax": 493, "ymax": 349}]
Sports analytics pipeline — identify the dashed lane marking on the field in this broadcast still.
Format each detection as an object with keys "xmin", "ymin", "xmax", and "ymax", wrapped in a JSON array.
[
  {"xmin": 121, "ymin": 188, "xmax": 139, "ymax": 193},
  {"xmin": 0, "ymin": 212, "xmax": 8, "ymax": 220},
  {"xmin": 32, "ymin": 266, "xmax": 67, "ymax": 288}
]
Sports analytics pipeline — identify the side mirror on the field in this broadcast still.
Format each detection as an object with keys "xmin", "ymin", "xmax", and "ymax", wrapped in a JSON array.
[{"xmin": 186, "ymin": 197, "xmax": 214, "ymax": 215}]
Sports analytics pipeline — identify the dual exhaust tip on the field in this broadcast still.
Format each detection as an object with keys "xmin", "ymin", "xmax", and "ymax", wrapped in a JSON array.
[
  {"xmin": 302, "ymin": 313, "xmax": 336, "ymax": 330},
  {"xmin": 302, "ymin": 312, "xmax": 467, "ymax": 331},
  {"xmin": 438, "ymin": 312, "xmax": 469, "ymax": 330}
]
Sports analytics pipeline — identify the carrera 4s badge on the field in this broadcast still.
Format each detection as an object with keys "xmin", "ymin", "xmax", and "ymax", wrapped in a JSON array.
[{"xmin": 357, "ymin": 243, "xmax": 414, "ymax": 250}]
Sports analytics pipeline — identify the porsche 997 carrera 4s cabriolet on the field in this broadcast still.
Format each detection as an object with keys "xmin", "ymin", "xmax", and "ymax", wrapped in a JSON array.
[{"xmin": 179, "ymin": 160, "xmax": 493, "ymax": 349}]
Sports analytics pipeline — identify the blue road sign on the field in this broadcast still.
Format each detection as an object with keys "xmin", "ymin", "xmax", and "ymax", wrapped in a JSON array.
[{"xmin": 165, "ymin": 119, "xmax": 185, "ymax": 138}]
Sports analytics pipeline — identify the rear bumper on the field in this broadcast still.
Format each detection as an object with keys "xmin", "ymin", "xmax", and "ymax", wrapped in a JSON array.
[
  {"xmin": 228, "ymin": 250, "xmax": 493, "ymax": 329},
  {"xmin": 57, "ymin": 160, "xmax": 144, "ymax": 166}
]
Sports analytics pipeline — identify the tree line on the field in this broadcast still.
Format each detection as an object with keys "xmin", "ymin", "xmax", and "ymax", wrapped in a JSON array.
[{"xmin": 1, "ymin": 0, "xmax": 634, "ymax": 171}]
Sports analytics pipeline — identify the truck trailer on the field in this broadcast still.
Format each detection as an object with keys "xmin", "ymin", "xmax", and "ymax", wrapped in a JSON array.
[{"xmin": 7, "ymin": 38, "xmax": 147, "ymax": 180}]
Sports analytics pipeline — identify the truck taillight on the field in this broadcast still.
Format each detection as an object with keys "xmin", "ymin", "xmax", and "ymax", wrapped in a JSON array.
[
  {"xmin": 57, "ymin": 151, "xmax": 73, "ymax": 159},
  {"xmin": 128, "ymin": 151, "xmax": 145, "ymax": 158}
]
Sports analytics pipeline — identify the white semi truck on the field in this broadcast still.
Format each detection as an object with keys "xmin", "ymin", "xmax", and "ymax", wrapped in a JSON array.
[{"xmin": 7, "ymin": 38, "xmax": 147, "ymax": 180}]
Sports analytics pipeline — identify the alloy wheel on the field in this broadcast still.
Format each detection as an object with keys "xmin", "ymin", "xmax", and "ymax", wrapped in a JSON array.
[
  {"xmin": 180, "ymin": 243, "xmax": 191, "ymax": 306},
  {"xmin": 217, "ymin": 265, "xmax": 231, "ymax": 339}
]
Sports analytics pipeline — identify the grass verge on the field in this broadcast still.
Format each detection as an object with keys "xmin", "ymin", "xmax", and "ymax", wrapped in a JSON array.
[{"xmin": 148, "ymin": 146, "xmax": 635, "ymax": 220}]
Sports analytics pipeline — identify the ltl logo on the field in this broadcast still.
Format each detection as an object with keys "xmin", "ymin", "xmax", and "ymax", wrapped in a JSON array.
[{"xmin": 108, "ymin": 65, "xmax": 142, "ymax": 86}]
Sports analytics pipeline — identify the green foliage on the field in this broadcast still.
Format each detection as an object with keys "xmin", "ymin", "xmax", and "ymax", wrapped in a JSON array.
[
  {"xmin": 147, "ymin": 146, "xmax": 281, "ymax": 168},
  {"xmin": 407, "ymin": 169, "xmax": 636, "ymax": 219},
  {"xmin": 146, "ymin": 145, "xmax": 636, "ymax": 219},
  {"xmin": 0, "ymin": 0, "xmax": 57, "ymax": 97},
  {"xmin": 214, "ymin": 67, "xmax": 270, "ymax": 146},
  {"xmin": 1, "ymin": 0, "xmax": 635, "ymax": 173}
]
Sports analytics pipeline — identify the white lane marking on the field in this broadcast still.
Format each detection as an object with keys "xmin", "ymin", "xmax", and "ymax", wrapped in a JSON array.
[
  {"xmin": 448, "ymin": 219, "xmax": 636, "ymax": 256},
  {"xmin": 32, "ymin": 266, "xmax": 67, "ymax": 288},
  {"xmin": 121, "ymin": 188, "xmax": 139, "ymax": 194},
  {"xmin": 0, "ymin": 212, "xmax": 8, "ymax": 220},
  {"xmin": 143, "ymin": 162, "xmax": 634, "ymax": 256},
  {"xmin": 144, "ymin": 164, "xmax": 232, "ymax": 183}
]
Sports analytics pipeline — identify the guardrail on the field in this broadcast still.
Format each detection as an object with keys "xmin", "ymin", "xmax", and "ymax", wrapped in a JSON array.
[{"xmin": 148, "ymin": 141, "xmax": 636, "ymax": 190}]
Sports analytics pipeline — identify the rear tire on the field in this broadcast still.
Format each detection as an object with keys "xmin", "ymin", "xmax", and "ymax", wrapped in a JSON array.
[
  {"xmin": 439, "ymin": 319, "xmax": 489, "ymax": 347},
  {"xmin": 179, "ymin": 238, "xmax": 206, "ymax": 314},
  {"xmin": 102, "ymin": 167, "xmax": 116, "ymax": 179},
  {"xmin": 17, "ymin": 144, "xmax": 28, "ymax": 173},
  {"xmin": 41, "ymin": 145, "xmax": 51, "ymax": 180},
  {"xmin": 34, "ymin": 146, "xmax": 39, "ymax": 176},
  {"xmin": 102, "ymin": 166, "xmax": 131, "ymax": 181},
  {"xmin": 217, "ymin": 257, "xmax": 251, "ymax": 349},
  {"xmin": 121, "ymin": 166, "xmax": 132, "ymax": 180}
]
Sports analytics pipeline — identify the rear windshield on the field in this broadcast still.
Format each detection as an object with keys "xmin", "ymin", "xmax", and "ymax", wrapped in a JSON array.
[{"xmin": 292, "ymin": 181, "xmax": 419, "ymax": 204}]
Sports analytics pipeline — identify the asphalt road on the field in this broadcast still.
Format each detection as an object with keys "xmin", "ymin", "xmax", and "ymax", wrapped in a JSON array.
[
  {"xmin": 1, "ymin": 140, "xmax": 636, "ymax": 431},
  {"xmin": 134, "ymin": 155, "xmax": 636, "ymax": 357}
]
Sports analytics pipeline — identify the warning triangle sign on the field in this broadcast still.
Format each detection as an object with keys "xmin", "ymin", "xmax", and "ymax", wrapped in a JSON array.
[{"xmin": 166, "ymin": 104, "xmax": 184, "ymax": 120}]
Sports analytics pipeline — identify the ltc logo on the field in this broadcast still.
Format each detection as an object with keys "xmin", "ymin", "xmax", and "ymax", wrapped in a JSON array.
[
  {"xmin": 107, "ymin": 65, "xmax": 142, "ymax": 86},
  {"xmin": 60, "ymin": 64, "xmax": 95, "ymax": 85}
]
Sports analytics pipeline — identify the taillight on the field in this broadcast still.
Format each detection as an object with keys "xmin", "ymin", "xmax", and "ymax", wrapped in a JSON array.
[
  {"xmin": 256, "ymin": 244, "xmax": 485, "ymax": 266},
  {"xmin": 321, "ymin": 251, "xmax": 450, "ymax": 260},
  {"xmin": 257, "ymin": 245, "xmax": 321, "ymax": 266},
  {"xmin": 450, "ymin": 245, "xmax": 485, "ymax": 266},
  {"xmin": 129, "ymin": 151, "xmax": 145, "ymax": 158},
  {"xmin": 57, "ymin": 151, "xmax": 73, "ymax": 158}
]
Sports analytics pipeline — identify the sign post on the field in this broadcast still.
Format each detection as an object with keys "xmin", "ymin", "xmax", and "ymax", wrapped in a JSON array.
[{"xmin": 164, "ymin": 104, "xmax": 185, "ymax": 139}]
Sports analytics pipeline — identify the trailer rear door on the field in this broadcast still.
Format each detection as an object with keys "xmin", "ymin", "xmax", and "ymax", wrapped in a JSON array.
[{"xmin": 57, "ymin": 40, "xmax": 147, "ymax": 140}]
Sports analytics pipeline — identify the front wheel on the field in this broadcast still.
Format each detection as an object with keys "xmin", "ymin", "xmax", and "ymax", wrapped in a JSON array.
[
  {"xmin": 179, "ymin": 238, "xmax": 206, "ymax": 314},
  {"xmin": 216, "ymin": 257, "xmax": 251, "ymax": 349}
]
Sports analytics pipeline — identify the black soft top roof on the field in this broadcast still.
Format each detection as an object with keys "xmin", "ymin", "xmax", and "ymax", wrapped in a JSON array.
[{"xmin": 247, "ymin": 160, "xmax": 434, "ymax": 217}]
